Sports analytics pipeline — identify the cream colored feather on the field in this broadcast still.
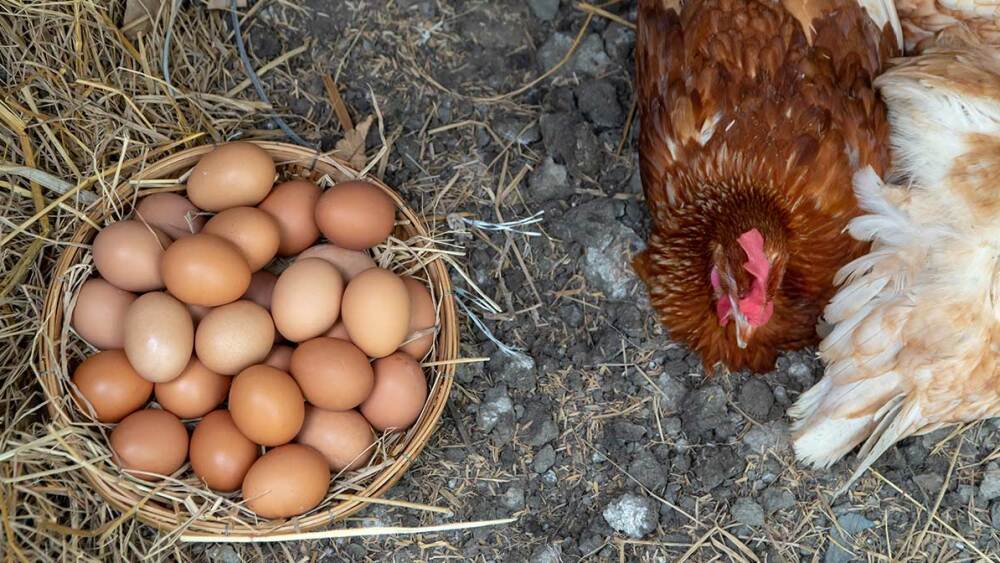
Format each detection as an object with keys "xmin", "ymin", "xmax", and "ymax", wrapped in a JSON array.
[{"xmin": 789, "ymin": 27, "xmax": 1000, "ymax": 493}]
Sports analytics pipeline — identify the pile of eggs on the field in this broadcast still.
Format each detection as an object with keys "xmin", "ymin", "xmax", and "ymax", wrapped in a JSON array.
[{"xmin": 69, "ymin": 142, "xmax": 436, "ymax": 519}]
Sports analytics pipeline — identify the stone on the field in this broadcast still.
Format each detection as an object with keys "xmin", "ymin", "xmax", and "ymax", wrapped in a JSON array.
[
  {"xmin": 738, "ymin": 379, "xmax": 774, "ymax": 420},
  {"xmin": 629, "ymin": 452, "xmax": 667, "ymax": 491},
  {"xmin": 206, "ymin": 545, "xmax": 240, "ymax": 563},
  {"xmin": 529, "ymin": 157, "xmax": 572, "ymax": 201},
  {"xmin": 538, "ymin": 33, "xmax": 574, "ymax": 73},
  {"xmin": 552, "ymin": 200, "xmax": 642, "ymax": 299},
  {"xmin": 681, "ymin": 386, "xmax": 727, "ymax": 437},
  {"xmin": 741, "ymin": 421, "xmax": 791, "ymax": 455},
  {"xmin": 492, "ymin": 350, "xmax": 537, "ymax": 392},
  {"xmin": 603, "ymin": 494, "xmax": 659, "ymax": 538},
  {"xmin": 476, "ymin": 385, "xmax": 514, "ymax": 434},
  {"xmin": 528, "ymin": 0, "xmax": 559, "ymax": 21},
  {"xmin": 539, "ymin": 112, "xmax": 604, "ymax": 179},
  {"xmin": 603, "ymin": 25, "xmax": 634, "ymax": 62},
  {"xmin": 980, "ymin": 463, "xmax": 1000, "ymax": 502},
  {"xmin": 527, "ymin": 415, "xmax": 559, "ymax": 447},
  {"xmin": 760, "ymin": 486, "xmax": 796, "ymax": 514},
  {"xmin": 913, "ymin": 473, "xmax": 945, "ymax": 496},
  {"xmin": 992, "ymin": 501, "xmax": 1000, "ymax": 530},
  {"xmin": 731, "ymin": 497, "xmax": 765, "ymax": 527},
  {"xmin": 573, "ymin": 34, "xmax": 612, "ymax": 76},
  {"xmin": 824, "ymin": 513, "xmax": 875, "ymax": 563},
  {"xmin": 656, "ymin": 374, "xmax": 688, "ymax": 414},
  {"xmin": 533, "ymin": 444, "xmax": 556, "ymax": 473},
  {"xmin": 530, "ymin": 543, "xmax": 562, "ymax": 563},
  {"xmin": 502, "ymin": 485, "xmax": 526, "ymax": 511},
  {"xmin": 577, "ymin": 80, "xmax": 622, "ymax": 128}
]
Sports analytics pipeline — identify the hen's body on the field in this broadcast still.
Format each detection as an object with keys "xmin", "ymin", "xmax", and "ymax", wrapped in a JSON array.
[
  {"xmin": 634, "ymin": 0, "xmax": 901, "ymax": 371},
  {"xmin": 896, "ymin": 0, "xmax": 1000, "ymax": 52},
  {"xmin": 790, "ymin": 27, "xmax": 1000, "ymax": 491}
]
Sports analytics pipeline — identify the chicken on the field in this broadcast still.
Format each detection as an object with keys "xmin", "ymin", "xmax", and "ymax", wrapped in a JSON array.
[
  {"xmin": 790, "ymin": 26, "xmax": 1000, "ymax": 492},
  {"xmin": 896, "ymin": 0, "xmax": 1000, "ymax": 53},
  {"xmin": 633, "ymin": 0, "xmax": 902, "ymax": 372}
]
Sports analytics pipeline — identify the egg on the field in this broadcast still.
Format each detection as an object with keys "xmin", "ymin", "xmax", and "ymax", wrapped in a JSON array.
[
  {"xmin": 186, "ymin": 142, "xmax": 275, "ymax": 211},
  {"xmin": 296, "ymin": 244, "xmax": 375, "ymax": 281},
  {"xmin": 110, "ymin": 409, "xmax": 189, "ymax": 480},
  {"xmin": 203, "ymin": 207, "xmax": 280, "ymax": 271},
  {"xmin": 189, "ymin": 410, "xmax": 259, "ymax": 492},
  {"xmin": 71, "ymin": 278, "xmax": 136, "ymax": 350},
  {"xmin": 161, "ymin": 233, "xmax": 252, "ymax": 307},
  {"xmin": 323, "ymin": 321, "xmax": 352, "ymax": 343},
  {"xmin": 314, "ymin": 180, "xmax": 396, "ymax": 250},
  {"xmin": 359, "ymin": 352, "xmax": 427, "ymax": 431},
  {"xmin": 243, "ymin": 270, "xmax": 277, "ymax": 310},
  {"xmin": 400, "ymin": 277, "xmax": 436, "ymax": 359},
  {"xmin": 92, "ymin": 220, "xmax": 170, "ymax": 292},
  {"xmin": 296, "ymin": 406, "xmax": 374, "ymax": 472},
  {"xmin": 264, "ymin": 345, "xmax": 294, "ymax": 371},
  {"xmin": 271, "ymin": 258, "xmax": 343, "ymax": 342},
  {"xmin": 135, "ymin": 193, "xmax": 205, "ymax": 239},
  {"xmin": 195, "ymin": 300, "xmax": 275, "ymax": 375},
  {"xmin": 71, "ymin": 350, "xmax": 153, "ymax": 422},
  {"xmin": 289, "ymin": 338, "xmax": 373, "ymax": 411},
  {"xmin": 242, "ymin": 444, "xmax": 330, "ymax": 519},
  {"xmin": 154, "ymin": 358, "xmax": 231, "ymax": 419},
  {"xmin": 340, "ymin": 268, "xmax": 409, "ymax": 358},
  {"xmin": 229, "ymin": 365, "xmax": 304, "ymax": 446},
  {"xmin": 124, "ymin": 292, "xmax": 193, "ymax": 383},
  {"xmin": 258, "ymin": 179, "xmax": 321, "ymax": 256}
]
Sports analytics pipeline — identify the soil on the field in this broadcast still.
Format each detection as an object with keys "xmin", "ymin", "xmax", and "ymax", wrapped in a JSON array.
[{"xmin": 203, "ymin": 1, "xmax": 1000, "ymax": 561}]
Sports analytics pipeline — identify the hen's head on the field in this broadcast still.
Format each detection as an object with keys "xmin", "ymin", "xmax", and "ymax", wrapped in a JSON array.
[{"xmin": 710, "ymin": 228, "xmax": 782, "ymax": 349}]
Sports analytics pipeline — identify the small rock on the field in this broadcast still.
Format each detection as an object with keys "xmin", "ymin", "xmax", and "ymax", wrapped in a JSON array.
[
  {"xmin": 629, "ymin": 452, "xmax": 667, "ymax": 491},
  {"xmin": 573, "ymin": 34, "xmax": 612, "ymax": 76},
  {"xmin": 681, "ymin": 385, "xmax": 727, "ymax": 437},
  {"xmin": 492, "ymin": 350, "xmax": 537, "ymax": 391},
  {"xmin": 738, "ymin": 379, "xmax": 774, "ymax": 420},
  {"xmin": 542, "ymin": 469, "xmax": 558, "ymax": 484},
  {"xmin": 914, "ymin": 473, "xmax": 945, "ymax": 496},
  {"xmin": 552, "ymin": 200, "xmax": 642, "ymax": 299},
  {"xmin": 530, "ymin": 543, "xmax": 562, "ymax": 563},
  {"xmin": 825, "ymin": 513, "xmax": 876, "ymax": 563},
  {"xmin": 741, "ymin": 421, "xmax": 790, "ymax": 455},
  {"xmin": 662, "ymin": 417, "xmax": 682, "ymax": 437},
  {"xmin": 205, "ymin": 545, "xmax": 240, "ymax": 563},
  {"xmin": 496, "ymin": 117, "xmax": 540, "ymax": 146},
  {"xmin": 528, "ymin": 0, "xmax": 559, "ymax": 21},
  {"xmin": 527, "ymin": 416, "xmax": 560, "ymax": 447},
  {"xmin": 476, "ymin": 385, "xmax": 514, "ymax": 434},
  {"xmin": 577, "ymin": 80, "xmax": 622, "ymax": 128},
  {"xmin": 533, "ymin": 444, "xmax": 556, "ymax": 473},
  {"xmin": 529, "ymin": 157, "xmax": 572, "ymax": 201},
  {"xmin": 697, "ymin": 447, "xmax": 743, "ymax": 491},
  {"xmin": 788, "ymin": 362, "xmax": 813, "ymax": 388},
  {"xmin": 760, "ymin": 486, "xmax": 796, "ymax": 514},
  {"xmin": 731, "ymin": 498, "xmax": 765, "ymax": 527},
  {"xmin": 656, "ymin": 374, "xmax": 688, "ymax": 414},
  {"xmin": 603, "ymin": 25, "xmax": 635, "ymax": 62},
  {"xmin": 502, "ymin": 485, "xmax": 526, "ymax": 511},
  {"xmin": 538, "ymin": 33, "xmax": 574, "ymax": 73},
  {"xmin": 992, "ymin": 501, "xmax": 1000, "ymax": 530},
  {"xmin": 612, "ymin": 420, "xmax": 648, "ymax": 442},
  {"xmin": 979, "ymin": 463, "xmax": 1000, "ymax": 502},
  {"xmin": 539, "ymin": 112, "xmax": 604, "ymax": 179},
  {"xmin": 603, "ymin": 494, "xmax": 659, "ymax": 539}
]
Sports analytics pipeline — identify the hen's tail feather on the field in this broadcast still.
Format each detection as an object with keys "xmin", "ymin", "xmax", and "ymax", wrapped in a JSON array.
[
  {"xmin": 858, "ymin": 0, "xmax": 905, "ymax": 50},
  {"xmin": 835, "ymin": 395, "xmax": 917, "ymax": 496}
]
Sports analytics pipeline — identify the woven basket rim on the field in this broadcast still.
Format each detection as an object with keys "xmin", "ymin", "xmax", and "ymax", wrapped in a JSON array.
[{"xmin": 36, "ymin": 140, "xmax": 458, "ymax": 536}]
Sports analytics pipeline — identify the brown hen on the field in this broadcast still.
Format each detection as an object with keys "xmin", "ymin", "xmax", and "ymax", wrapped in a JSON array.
[{"xmin": 634, "ymin": 0, "xmax": 902, "ymax": 372}]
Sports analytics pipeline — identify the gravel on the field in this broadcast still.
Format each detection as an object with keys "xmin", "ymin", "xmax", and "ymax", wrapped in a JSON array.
[
  {"xmin": 629, "ymin": 451, "xmax": 667, "ymax": 491},
  {"xmin": 476, "ymin": 385, "xmax": 514, "ymax": 435},
  {"xmin": 731, "ymin": 497, "xmax": 765, "ymax": 527},
  {"xmin": 760, "ymin": 485, "xmax": 796, "ymax": 514},
  {"xmin": 528, "ymin": 157, "xmax": 572, "ymax": 202},
  {"xmin": 577, "ymin": 80, "xmax": 623, "ymax": 129},
  {"xmin": 572, "ymin": 34, "xmax": 612, "ymax": 76},
  {"xmin": 738, "ymin": 379, "xmax": 775, "ymax": 420},
  {"xmin": 530, "ymin": 543, "xmax": 562, "ymax": 563},
  {"xmin": 527, "ymin": 0, "xmax": 559, "ymax": 21},
  {"xmin": 980, "ymin": 463, "xmax": 1000, "ymax": 502},
  {"xmin": 825, "ymin": 513, "xmax": 876, "ymax": 563},
  {"xmin": 533, "ymin": 444, "xmax": 557, "ymax": 474},
  {"xmin": 681, "ymin": 385, "xmax": 728, "ymax": 437},
  {"xmin": 603, "ymin": 494, "xmax": 659, "ymax": 539}
]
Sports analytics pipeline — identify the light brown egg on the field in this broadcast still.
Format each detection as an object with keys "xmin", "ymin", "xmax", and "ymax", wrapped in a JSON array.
[
  {"xmin": 241, "ymin": 444, "xmax": 330, "ymax": 519},
  {"xmin": 161, "ymin": 233, "xmax": 252, "ymax": 307},
  {"xmin": 243, "ymin": 270, "xmax": 278, "ymax": 310},
  {"xmin": 271, "ymin": 258, "xmax": 344, "ymax": 342},
  {"xmin": 296, "ymin": 406, "xmax": 374, "ymax": 472},
  {"xmin": 296, "ymin": 244, "xmax": 375, "ymax": 281},
  {"xmin": 195, "ymin": 300, "xmax": 275, "ymax": 375},
  {"xmin": 258, "ymin": 179, "xmax": 322, "ymax": 256},
  {"xmin": 71, "ymin": 278, "xmax": 136, "ymax": 350},
  {"xmin": 92, "ymin": 220, "xmax": 170, "ymax": 292},
  {"xmin": 340, "ymin": 268, "xmax": 409, "ymax": 358},
  {"xmin": 203, "ymin": 207, "xmax": 280, "ymax": 271},
  {"xmin": 189, "ymin": 410, "xmax": 259, "ymax": 492},
  {"xmin": 111, "ymin": 409, "xmax": 189, "ymax": 480},
  {"xmin": 135, "ymin": 193, "xmax": 205, "ymax": 239},
  {"xmin": 314, "ymin": 180, "xmax": 396, "ymax": 250},
  {"xmin": 400, "ymin": 276, "xmax": 436, "ymax": 359},
  {"xmin": 71, "ymin": 350, "xmax": 153, "ymax": 423},
  {"xmin": 186, "ymin": 142, "xmax": 275, "ymax": 212},
  {"xmin": 124, "ymin": 292, "xmax": 193, "ymax": 383},
  {"xmin": 229, "ymin": 365, "xmax": 305, "ymax": 446},
  {"xmin": 264, "ymin": 345, "xmax": 294, "ymax": 371},
  {"xmin": 289, "ymin": 338, "xmax": 373, "ymax": 411},
  {"xmin": 360, "ymin": 352, "xmax": 427, "ymax": 431},
  {"xmin": 154, "ymin": 358, "xmax": 231, "ymax": 419},
  {"xmin": 323, "ymin": 321, "xmax": 352, "ymax": 343}
]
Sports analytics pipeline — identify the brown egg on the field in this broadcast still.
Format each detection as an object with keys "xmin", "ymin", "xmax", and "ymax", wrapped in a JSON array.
[
  {"xmin": 186, "ymin": 142, "xmax": 275, "ymax": 212},
  {"xmin": 271, "ymin": 259, "xmax": 344, "ymax": 342},
  {"xmin": 323, "ymin": 321, "xmax": 352, "ymax": 343},
  {"xmin": 124, "ymin": 292, "xmax": 193, "ymax": 383},
  {"xmin": 264, "ymin": 345, "xmax": 294, "ymax": 371},
  {"xmin": 189, "ymin": 410, "xmax": 259, "ymax": 492},
  {"xmin": 314, "ymin": 180, "xmax": 396, "ymax": 250},
  {"xmin": 135, "ymin": 193, "xmax": 205, "ymax": 239},
  {"xmin": 92, "ymin": 220, "xmax": 171, "ymax": 292},
  {"xmin": 340, "ymin": 268, "xmax": 409, "ymax": 358},
  {"xmin": 242, "ymin": 444, "xmax": 330, "ymax": 519},
  {"xmin": 243, "ymin": 270, "xmax": 278, "ymax": 310},
  {"xmin": 110, "ymin": 409, "xmax": 189, "ymax": 480},
  {"xmin": 71, "ymin": 278, "xmax": 136, "ymax": 350},
  {"xmin": 360, "ymin": 352, "xmax": 427, "ymax": 431},
  {"xmin": 195, "ymin": 300, "xmax": 275, "ymax": 375},
  {"xmin": 258, "ymin": 179, "xmax": 322, "ymax": 256},
  {"xmin": 161, "ymin": 233, "xmax": 252, "ymax": 307},
  {"xmin": 203, "ymin": 207, "xmax": 280, "ymax": 271},
  {"xmin": 71, "ymin": 350, "xmax": 153, "ymax": 422},
  {"xmin": 400, "ymin": 277, "xmax": 436, "ymax": 359},
  {"xmin": 229, "ymin": 365, "xmax": 305, "ymax": 446},
  {"xmin": 187, "ymin": 303, "xmax": 212, "ymax": 325},
  {"xmin": 296, "ymin": 244, "xmax": 375, "ymax": 281},
  {"xmin": 290, "ymin": 338, "xmax": 373, "ymax": 411},
  {"xmin": 154, "ymin": 358, "xmax": 231, "ymax": 419},
  {"xmin": 296, "ymin": 406, "xmax": 374, "ymax": 472}
]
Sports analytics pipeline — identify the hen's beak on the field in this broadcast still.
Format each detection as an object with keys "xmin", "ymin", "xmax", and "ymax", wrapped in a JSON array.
[{"xmin": 729, "ymin": 296, "xmax": 752, "ymax": 349}]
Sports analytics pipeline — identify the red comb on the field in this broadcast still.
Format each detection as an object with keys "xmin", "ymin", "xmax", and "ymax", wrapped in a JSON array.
[{"xmin": 738, "ymin": 229, "xmax": 769, "ymax": 282}]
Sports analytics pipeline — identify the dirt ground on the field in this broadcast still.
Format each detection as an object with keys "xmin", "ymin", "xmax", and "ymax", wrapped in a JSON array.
[{"xmin": 187, "ymin": 1, "xmax": 1000, "ymax": 561}]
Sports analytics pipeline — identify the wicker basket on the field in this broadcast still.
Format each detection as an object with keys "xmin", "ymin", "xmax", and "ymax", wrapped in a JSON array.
[{"xmin": 37, "ymin": 141, "xmax": 457, "ymax": 536}]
